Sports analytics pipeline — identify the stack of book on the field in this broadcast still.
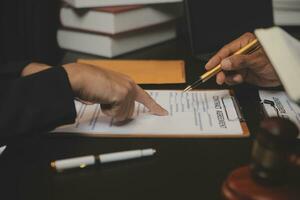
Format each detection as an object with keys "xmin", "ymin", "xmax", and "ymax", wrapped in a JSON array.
[
  {"xmin": 273, "ymin": 0, "xmax": 300, "ymax": 26},
  {"xmin": 58, "ymin": 0, "xmax": 182, "ymax": 58}
]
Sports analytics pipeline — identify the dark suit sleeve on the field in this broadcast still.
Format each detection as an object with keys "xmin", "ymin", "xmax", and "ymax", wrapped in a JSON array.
[
  {"xmin": 0, "ymin": 61, "xmax": 31, "ymax": 79},
  {"xmin": 0, "ymin": 66, "xmax": 77, "ymax": 137}
]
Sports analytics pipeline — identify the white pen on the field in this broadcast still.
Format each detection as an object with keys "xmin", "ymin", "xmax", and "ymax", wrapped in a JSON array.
[
  {"xmin": 51, "ymin": 148, "xmax": 156, "ymax": 172},
  {"xmin": 0, "ymin": 145, "xmax": 7, "ymax": 156}
]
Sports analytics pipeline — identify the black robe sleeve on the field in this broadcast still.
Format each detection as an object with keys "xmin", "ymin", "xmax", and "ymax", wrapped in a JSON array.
[
  {"xmin": 0, "ymin": 63, "xmax": 77, "ymax": 137},
  {"xmin": 0, "ymin": 61, "xmax": 31, "ymax": 80},
  {"xmin": 0, "ymin": 0, "xmax": 62, "ymax": 65}
]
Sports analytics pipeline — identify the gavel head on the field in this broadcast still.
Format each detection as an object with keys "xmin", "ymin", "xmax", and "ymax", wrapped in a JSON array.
[{"xmin": 250, "ymin": 117, "xmax": 299, "ymax": 185}]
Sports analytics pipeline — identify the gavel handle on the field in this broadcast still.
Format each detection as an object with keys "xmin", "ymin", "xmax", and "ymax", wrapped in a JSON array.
[{"xmin": 289, "ymin": 154, "xmax": 300, "ymax": 167}]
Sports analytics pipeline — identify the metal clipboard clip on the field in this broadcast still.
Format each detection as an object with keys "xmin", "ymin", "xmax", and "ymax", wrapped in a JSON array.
[
  {"xmin": 261, "ymin": 99, "xmax": 280, "ymax": 117},
  {"xmin": 222, "ymin": 95, "xmax": 245, "ymax": 122},
  {"xmin": 260, "ymin": 99, "xmax": 289, "ymax": 119}
]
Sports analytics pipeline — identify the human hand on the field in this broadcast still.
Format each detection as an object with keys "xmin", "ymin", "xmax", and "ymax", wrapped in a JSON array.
[
  {"xmin": 21, "ymin": 62, "xmax": 51, "ymax": 76},
  {"xmin": 63, "ymin": 63, "xmax": 168, "ymax": 121},
  {"xmin": 205, "ymin": 32, "xmax": 281, "ymax": 87}
]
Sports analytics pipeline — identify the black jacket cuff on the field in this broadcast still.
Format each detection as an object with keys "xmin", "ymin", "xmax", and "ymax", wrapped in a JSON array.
[{"xmin": 0, "ymin": 67, "xmax": 77, "ymax": 137}]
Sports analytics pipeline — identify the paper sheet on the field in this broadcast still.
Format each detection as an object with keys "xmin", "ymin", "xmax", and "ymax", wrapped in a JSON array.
[
  {"xmin": 54, "ymin": 90, "xmax": 243, "ymax": 137},
  {"xmin": 259, "ymin": 90, "xmax": 300, "ymax": 138},
  {"xmin": 77, "ymin": 60, "xmax": 186, "ymax": 84}
]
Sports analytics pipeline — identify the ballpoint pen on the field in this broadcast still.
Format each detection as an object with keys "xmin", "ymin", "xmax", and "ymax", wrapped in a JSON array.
[
  {"xmin": 183, "ymin": 39, "xmax": 260, "ymax": 92},
  {"xmin": 51, "ymin": 148, "xmax": 156, "ymax": 172}
]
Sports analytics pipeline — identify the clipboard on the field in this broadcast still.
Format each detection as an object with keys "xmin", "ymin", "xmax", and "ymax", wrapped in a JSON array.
[
  {"xmin": 53, "ymin": 90, "xmax": 250, "ymax": 138},
  {"xmin": 226, "ymin": 89, "xmax": 249, "ymax": 138}
]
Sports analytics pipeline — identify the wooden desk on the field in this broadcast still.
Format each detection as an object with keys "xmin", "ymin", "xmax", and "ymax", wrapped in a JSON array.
[{"xmin": 0, "ymin": 38, "xmax": 270, "ymax": 200}]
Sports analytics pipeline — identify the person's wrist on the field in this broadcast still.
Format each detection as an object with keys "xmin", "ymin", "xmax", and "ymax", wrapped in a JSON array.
[
  {"xmin": 63, "ymin": 63, "xmax": 82, "ymax": 94},
  {"xmin": 21, "ymin": 62, "xmax": 51, "ymax": 77}
]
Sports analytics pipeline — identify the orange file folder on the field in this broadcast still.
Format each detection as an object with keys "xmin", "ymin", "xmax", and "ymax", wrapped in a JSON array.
[{"xmin": 77, "ymin": 59, "xmax": 186, "ymax": 84}]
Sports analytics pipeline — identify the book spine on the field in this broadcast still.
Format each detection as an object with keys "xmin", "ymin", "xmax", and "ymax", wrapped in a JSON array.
[{"xmin": 65, "ymin": 0, "xmax": 183, "ymax": 8}]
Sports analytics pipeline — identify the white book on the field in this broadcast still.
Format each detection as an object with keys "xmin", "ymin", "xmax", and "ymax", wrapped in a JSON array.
[
  {"xmin": 273, "ymin": 9, "xmax": 300, "ymax": 26},
  {"xmin": 273, "ymin": 0, "xmax": 300, "ymax": 10},
  {"xmin": 57, "ymin": 24, "xmax": 176, "ymax": 58},
  {"xmin": 63, "ymin": 0, "xmax": 183, "ymax": 8},
  {"xmin": 60, "ymin": 5, "xmax": 181, "ymax": 34},
  {"xmin": 255, "ymin": 27, "xmax": 300, "ymax": 103}
]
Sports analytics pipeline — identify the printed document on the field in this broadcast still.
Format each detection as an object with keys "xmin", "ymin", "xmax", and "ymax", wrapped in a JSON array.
[
  {"xmin": 259, "ymin": 90, "xmax": 300, "ymax": 139},
  {"xmin": 54, "ymin": 90, "xmax": 243, "ymax": 136}
]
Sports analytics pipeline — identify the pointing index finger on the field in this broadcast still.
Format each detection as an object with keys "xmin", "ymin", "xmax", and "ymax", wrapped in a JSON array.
[{"xmin": 135, "ymin": 85, "xmax": 168, "ymax": 116}]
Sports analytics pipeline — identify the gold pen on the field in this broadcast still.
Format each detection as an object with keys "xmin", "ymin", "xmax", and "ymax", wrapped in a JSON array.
[{"xmin": 183, "ymin": 39, "xmax": 260, "ymax": 92}]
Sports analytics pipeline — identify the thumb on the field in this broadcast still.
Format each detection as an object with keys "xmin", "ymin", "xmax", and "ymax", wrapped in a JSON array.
[{"xmin": 135, "ymin": 85, "xmax": 168, "ymax": 116}]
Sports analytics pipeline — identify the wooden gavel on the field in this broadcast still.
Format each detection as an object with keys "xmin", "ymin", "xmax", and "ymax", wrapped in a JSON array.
[{"xmin": 222, "ymin": 117, "xmax": 300, "ymax": 200}]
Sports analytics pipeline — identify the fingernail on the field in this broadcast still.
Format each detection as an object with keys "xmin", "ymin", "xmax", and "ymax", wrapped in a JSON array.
[
  {"xmin": 233, "ymin": 75, "xmax": 242, "ymax": 83},
  {"xmin": 221, "ymin": 59, "xmax": 232, "ymax": 70},
  {"xmin": 216, "ymin": 74, "xmax": 224, "ymax": 85},
  {"xmin": 151, "ymin": 108, "xmax": 169, "ymax": 116},
  {"xmin": 205, "ymin": 60, "xmax": 212, "ymax": 69},
  {"xmin": 163, "ymin": 109, "xmax": 169, "ymax": 116}
]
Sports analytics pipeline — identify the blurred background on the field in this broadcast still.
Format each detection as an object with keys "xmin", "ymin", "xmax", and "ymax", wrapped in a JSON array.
[{"xmin": 1, "ymin": 0, "xmax": 300, "ymax": 65}]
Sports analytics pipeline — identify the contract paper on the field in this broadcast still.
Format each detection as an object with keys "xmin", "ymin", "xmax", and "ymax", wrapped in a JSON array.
[
  {"xmin": 54, "ymin": 90, "xmax": 243, "ymax": 136},
  {"xmin": 259, "ymin": 90, "xmax": 300, "ymax": 139}
]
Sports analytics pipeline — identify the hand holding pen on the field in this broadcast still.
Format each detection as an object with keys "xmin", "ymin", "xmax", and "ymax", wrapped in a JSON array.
[{"xmin": 184, "ymin": 32, "xmax": 281, "ymax": 92}]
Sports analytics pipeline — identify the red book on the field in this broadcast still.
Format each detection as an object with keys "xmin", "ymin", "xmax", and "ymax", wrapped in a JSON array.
[{"xmin": 63, "ymin": 0, "xmax": 182, "ymax": 8}]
